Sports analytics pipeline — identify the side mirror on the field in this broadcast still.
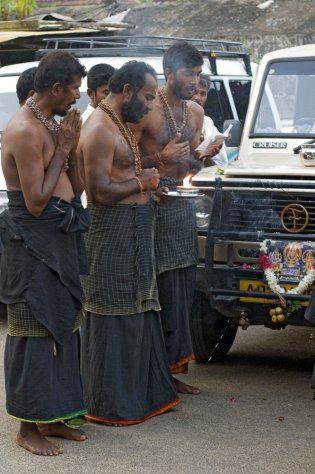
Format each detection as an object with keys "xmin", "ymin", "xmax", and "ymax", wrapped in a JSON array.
[{"xmin": 223, "ymin": 120, "xmax": 243, "ymax": 147}]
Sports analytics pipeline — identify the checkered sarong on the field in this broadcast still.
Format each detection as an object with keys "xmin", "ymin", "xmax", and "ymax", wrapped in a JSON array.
[
  {"xmin": 7, "ymin": 302, "xmax": 83, "ymax": 337},
  {"xmin": 155, "ymin": 177, "xmax": 198, "ymax": 275},
  {"xmin": 81, "ymin": 201, "xmax": 160, "ymax": 315}
]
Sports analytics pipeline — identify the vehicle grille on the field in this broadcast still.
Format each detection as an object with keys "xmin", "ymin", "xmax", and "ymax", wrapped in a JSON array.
[{"xmin": 211, "ymin": 189, "xmax": 315, "ymax": 235}]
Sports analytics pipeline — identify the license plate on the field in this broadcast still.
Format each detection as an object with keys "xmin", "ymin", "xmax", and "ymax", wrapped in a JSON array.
[{"xmin": 239, "ymin": 279, "xmax": 309, "ymax": 305}]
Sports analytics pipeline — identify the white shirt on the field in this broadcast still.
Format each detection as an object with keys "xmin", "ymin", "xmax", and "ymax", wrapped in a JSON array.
[
  {"xmin": 81, "ymin": 104, "xmax": 95, "ymax": 124},
  {"xmin": 202, "ymin": 115, "xmax": 228, "ymax": 167}
]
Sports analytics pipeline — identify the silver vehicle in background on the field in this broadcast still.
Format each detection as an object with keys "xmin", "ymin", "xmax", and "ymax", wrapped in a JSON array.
[{"xmin": 0, "ymin": 35, "xmax": 255, "ymax": 211}]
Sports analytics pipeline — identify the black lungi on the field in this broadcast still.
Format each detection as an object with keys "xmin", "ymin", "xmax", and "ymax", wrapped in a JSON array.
[
  {"xmin": 156, "ymin": 178, "xmax": 198, "ymax": 372},
  {"xmin": 0, "ymin": 191, "xmax": 89, "ymax": 422},
  {"xmin": 81, "ymin": 201, "xmax": 179, "ymax": 424},
  {"xmin": 81, "ymin": 311, "xmax": 180, "ymax": 425}
]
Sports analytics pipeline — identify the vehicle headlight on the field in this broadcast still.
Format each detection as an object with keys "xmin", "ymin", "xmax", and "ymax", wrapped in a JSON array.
[
  {"xmin": 0, "ymin": 190, "xmax": 8, "ymax": 214},
  {"xmin": 195, "ymin": 194, "xmax": 213, "ymax": 231}
]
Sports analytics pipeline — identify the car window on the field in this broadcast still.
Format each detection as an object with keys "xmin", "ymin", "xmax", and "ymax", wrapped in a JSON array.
[
  {"xmin": 204, "ymin": 80, "xmax": 233, "ymax": 131},
  {"xmin": 229, "ymin": 80, "xmax": 252, "ymax": 125}
]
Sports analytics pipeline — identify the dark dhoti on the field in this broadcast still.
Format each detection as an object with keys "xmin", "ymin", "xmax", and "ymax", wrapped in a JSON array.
[
  {"xmin": 156, "ymin": 178, "xmax": 198, "ymax": 373},
  {"xmin": 81, "ymin": 202, "xmax": 180, "ymax": 425},
  {"xmin": 0, "ymin": 191, "xmax": 89, "ymax": 422},
  {"xmin": 81, "ymin": 311, "xmax": 179, "ymax": 424},
  {"xmin": 157, "ymin": 266, "xmax": 196, "ymax": 372},
  {"xmin": 5, "ymin": 332, "xmax": 84, "ymax": 423}
]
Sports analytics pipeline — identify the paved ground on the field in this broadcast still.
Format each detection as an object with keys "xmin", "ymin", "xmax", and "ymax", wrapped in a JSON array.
[{"xmin": 0, "ymin": 314, "xmax": 314, "ymax": 474}]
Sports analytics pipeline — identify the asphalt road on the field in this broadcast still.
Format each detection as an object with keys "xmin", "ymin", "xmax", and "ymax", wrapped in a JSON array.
[{"xmin": 0, "ymin": 313, "xmax": 314, "ymax": 474}]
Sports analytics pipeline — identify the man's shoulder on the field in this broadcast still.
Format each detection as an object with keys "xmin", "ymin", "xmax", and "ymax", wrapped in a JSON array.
[
  {"xmin": 187, "ymin": 99, "xmax": 203, "ymax": 115},
  {"xmin": 4, "ymin": 108, "xmax": 40, "ymax": 138}
]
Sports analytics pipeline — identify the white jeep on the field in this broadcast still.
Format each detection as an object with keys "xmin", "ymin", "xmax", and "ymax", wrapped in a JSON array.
[{"xmin": 192, "ymin": 44, "xmax": 315, "ymax": 362}]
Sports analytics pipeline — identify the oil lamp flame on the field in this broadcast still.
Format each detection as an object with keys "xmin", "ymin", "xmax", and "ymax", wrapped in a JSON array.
[
  {"xmin": 182, "ymin": 175, "xmax": 192, "ymax": 188},
  {"xmin": 175, "ymin": 174, "xmax": 199, "ymax": 195}
]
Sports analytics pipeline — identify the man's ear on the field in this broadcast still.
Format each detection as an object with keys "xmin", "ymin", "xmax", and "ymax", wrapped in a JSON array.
[
  {"xmin": 87, "ymin": 88, "xmax": 94, "ymax": 99},
  {"xmin": 51, "ymin": 82, "xmax": 63, "ymax": 96},
  {"xmin": 164, "ymin": 67, "xmax": 173, "ymax": 81},
  {"xmin": 122, "ymin": 83, "xmax": 133, "ymax": 100}
]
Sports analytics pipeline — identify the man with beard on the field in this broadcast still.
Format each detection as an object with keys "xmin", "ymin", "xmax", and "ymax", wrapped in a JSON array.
[
  {"xmin": 78, "ymin": 60, "xmax": 180, "ymax": 425},
  {"xmin": 0, "ymin": 51, "xmax": 89, "ymax": 455},
  {"xmin": 131, "ymin": 42, "xmax": 217, "ymax": 395}
]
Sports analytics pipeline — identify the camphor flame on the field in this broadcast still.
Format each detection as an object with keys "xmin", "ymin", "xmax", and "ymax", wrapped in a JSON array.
[{"xmin": 182, "ymin": 174, "xmax": 192, "ymax": 188}]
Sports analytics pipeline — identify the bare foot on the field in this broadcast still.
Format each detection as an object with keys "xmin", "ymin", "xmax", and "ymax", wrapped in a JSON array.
[
  {"xmin": 38, "ymin": 421, "xmax": 88, "ymax": 441},
  {"xmin": 173, "ymin": 377, "xmax": 201, "ymax": 395},
  {"xmin": 17, "ymin": 422, "xmax": 63, "ymax": 456}
]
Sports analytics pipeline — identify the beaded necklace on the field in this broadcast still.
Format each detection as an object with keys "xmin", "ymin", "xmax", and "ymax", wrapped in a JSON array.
[
  {"xmin": 98, "ymin": 100, "xmax": 142, "ymax": 176},
  {"xmin": 26, "ymin": 97, "xmax": 60, "ymax": 132},
  {"xmin": 158, "ymin": 87, "xmax": 189, "ymax": 136},
  {"xmin": 26, "ymin": 97, "xmax": 69, "ymax": 171}
]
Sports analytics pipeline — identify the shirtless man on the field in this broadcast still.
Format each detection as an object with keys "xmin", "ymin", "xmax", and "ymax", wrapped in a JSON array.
[
  {"xmin": 0, "ymin": 50, "xmax": 89, "ymax": 455},
  {"xmin": 131, "ymin": 41, "xmax": 219, "ymax": 395},
  {"xmin": 78, "ymin": 60, "xmax": 180, "ymax": 425}
]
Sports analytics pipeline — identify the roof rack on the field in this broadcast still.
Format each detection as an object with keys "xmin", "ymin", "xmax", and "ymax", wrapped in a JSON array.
[
  {"xmin": 36, "ymin": 35, "xmax": 252, "ymax": 76},
  {"xmin": 38, "ymin": 35, "xmax": 245, "ymax": 54}
]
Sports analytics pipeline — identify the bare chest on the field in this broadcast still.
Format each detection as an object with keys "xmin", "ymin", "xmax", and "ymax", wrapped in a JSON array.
[{"xmin": 149, "ymin": 105, "xmax": 197, "ymax": 146}]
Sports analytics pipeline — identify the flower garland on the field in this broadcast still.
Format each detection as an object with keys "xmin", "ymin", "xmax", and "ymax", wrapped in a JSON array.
[{"xmin": 259, "ymin": 240, "xmax": 315, "ymax": 301}]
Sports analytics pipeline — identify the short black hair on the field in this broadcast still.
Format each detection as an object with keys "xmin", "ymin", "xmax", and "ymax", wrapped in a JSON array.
[
  {"xmin": 199, "ymin": 73, "xmax": 211, "ymax": 90},
  {"xmin": 34, "ymin": 50, "xmax": 86, "ymax": 93},
  {"xmin": 16, "ymin": 66, "xmax": 37, "ymax": 105},
  {"xmin": 163, "ymin": 41, "xmax": 204, "ymax": 74},
  {"xmin": 108, "ymin": 60, "xmax": 157, "ymax": 94},
  {"xmin": 87, "ymin": 63, "xmax": 116, "ymax": 90}
]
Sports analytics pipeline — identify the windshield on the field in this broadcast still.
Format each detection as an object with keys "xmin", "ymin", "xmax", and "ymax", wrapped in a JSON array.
[{"xmin": 251, "ymin": 60, "xmax": 315, "ymax": 137}]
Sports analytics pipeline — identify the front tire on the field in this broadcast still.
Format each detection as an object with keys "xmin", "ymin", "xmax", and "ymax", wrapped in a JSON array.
[{"xmin": 190, "ymin": 291, "xmax": 238, "ymax": 363}]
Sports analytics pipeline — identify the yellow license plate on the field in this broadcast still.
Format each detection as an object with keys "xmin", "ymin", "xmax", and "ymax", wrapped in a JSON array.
[{"xmin": 239, "ymin": 279, "xmax": 309, "ymax": 305}]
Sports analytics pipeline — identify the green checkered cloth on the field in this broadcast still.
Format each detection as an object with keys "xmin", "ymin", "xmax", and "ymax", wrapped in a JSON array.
[
  {"xmin": 7, "ymin": 302, "xmax": 83, "ymax": 337},
  {"xmin": 81, "ymin": 201, "xmax": 160, "ymax": 316},
  {"xmin": 155, "ymin": 177, "xmax": 198, "ymax": 275}
]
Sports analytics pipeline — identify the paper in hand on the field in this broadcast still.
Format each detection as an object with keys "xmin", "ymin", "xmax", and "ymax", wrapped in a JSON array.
[{"xmin": 196, "ymin": 124, "xmax": 233, "ymax": 152}]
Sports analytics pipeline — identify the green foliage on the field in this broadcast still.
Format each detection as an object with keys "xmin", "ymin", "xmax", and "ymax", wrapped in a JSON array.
[
  {"xmin": 285, "ymin": 300, "xmax": 302, "ymax": 317},
  {"xmin": 0, "ymin": 0, "xmax": 37, "ymax": 20},
  {"xmin": 0, "ymin": 0, "xmax": 14, "ymax": 20},
  {"xmin": 15, "ymin": 0, "xmax": 37, "ymax": 20}
]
